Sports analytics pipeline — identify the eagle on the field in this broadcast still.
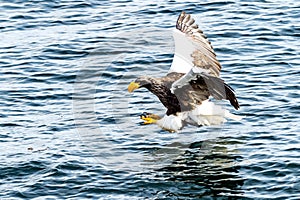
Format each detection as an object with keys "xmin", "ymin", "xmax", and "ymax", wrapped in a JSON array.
[{"xmin": 128, "ymin": 11, "xmax": 243, "ymax": 132}]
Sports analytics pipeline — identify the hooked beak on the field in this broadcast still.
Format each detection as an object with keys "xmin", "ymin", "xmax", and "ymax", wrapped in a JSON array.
[{"xmin": 128, "ymin": 82, "xmax": 140, "ymax": 93}]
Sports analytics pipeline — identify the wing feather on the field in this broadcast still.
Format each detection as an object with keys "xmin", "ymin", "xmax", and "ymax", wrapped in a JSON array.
[
  {"xmin": 170, "ymin": 70, "xmax": 239, "ymax": 110},
  {"xmin": 169, "ymin": 11, "xmax": 221, "ymax": 77}
]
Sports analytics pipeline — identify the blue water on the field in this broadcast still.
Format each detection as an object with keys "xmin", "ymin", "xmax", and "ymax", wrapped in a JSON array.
[{"xmin": 1, "ymin": 0, "xmax": 299, "ymax": 199}]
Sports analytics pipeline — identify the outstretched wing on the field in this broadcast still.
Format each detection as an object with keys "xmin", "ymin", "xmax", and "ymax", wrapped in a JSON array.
[
  {"xmin": 167, "ymin": 12, "xmax": 239, "ymax": 111},
  {"xmin": 169, "ymin": 11, "xmax": 221, "ymax": 77}
]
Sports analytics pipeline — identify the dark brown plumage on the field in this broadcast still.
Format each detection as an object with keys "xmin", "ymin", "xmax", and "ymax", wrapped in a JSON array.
[{"xmin": 133, "ymin": 72, "xmax": 239, "ymax": 116}]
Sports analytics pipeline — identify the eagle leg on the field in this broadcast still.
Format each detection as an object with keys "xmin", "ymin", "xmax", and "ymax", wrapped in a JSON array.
[{"xmin": 139, "ymin": 112, "xmax": 161, "ymax": 124}]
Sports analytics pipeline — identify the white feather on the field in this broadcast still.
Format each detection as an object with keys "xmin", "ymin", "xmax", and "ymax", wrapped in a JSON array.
[
  {"xmin": 156, "ymin": 100, "xmax": 243, "ymax": 132},
  {"xmin": 156, "ymin": 114, "xmax": 184, "ymax": 132},
  {"xmin": 170, "ymin": 68, "xmax": 210, "ymax": 93},
  {"xmin": 224, "ymin": 111, "xmax": 245, "ymax": 121},
  {"xmin": 190, "ymin": 100, "xmax": 225, "ymax": 116},
  {"xmin": 187, "ymin": 100, "xmax": 226, "ymax": 126},
  {"xmin": 169, "ymin": 29, "xmax": 194, "ymax": 73}
]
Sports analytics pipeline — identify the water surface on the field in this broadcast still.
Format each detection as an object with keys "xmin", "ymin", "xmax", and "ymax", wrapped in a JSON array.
[{"xmin": 0, "ymin": 0, "xmax": 299, "ymax": 199}]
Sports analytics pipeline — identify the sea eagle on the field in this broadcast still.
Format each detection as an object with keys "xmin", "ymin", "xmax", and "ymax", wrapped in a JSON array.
[{"xmin": 128, "ymin": 11, "xmax": 243, "ymax": 132}]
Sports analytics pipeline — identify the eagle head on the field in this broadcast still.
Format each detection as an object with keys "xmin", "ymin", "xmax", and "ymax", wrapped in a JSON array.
[{"xmin": 128, "ymin": 76, "xmax": 152, "ymax": 93}]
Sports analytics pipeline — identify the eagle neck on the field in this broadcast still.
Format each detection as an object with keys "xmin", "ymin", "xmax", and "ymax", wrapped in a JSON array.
[{"xmin": 145, "ymin": 78, "xmax": 181, "ymax": 115}]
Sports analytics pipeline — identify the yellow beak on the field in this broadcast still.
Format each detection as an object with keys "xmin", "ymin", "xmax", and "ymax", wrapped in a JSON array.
[{"xmin": 128, "ymin": 82, "xmax": 140, "ymax": 93}]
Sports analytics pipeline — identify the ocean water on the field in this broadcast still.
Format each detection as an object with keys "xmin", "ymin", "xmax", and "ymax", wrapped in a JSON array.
[{"xmin": 1, "ymin": 0, "xmax": 299, "ymax": 199}]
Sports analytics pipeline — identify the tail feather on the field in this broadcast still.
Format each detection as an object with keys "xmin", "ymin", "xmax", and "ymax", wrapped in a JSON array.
[
  {"xmin": 225, "ymin": 111, "xmax": 244, "ymax": 121},
  {"xmin": 187, "ymin": 101, "xmax": 244, "ymax": 126}
]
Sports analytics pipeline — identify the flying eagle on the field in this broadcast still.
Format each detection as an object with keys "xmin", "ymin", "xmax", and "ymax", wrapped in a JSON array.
[{"xmin": 128, "ymin": 11, "xmax": 243, "ymax": 132}]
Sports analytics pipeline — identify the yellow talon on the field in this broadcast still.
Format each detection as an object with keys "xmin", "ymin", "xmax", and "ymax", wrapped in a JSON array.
[
  {"xmin": 141, "ymin": 116, "xmax": 157, "ymax": 124},
  {"xmin": 139, "ymin": 112, "xmax": 161, "ymax": 125}
]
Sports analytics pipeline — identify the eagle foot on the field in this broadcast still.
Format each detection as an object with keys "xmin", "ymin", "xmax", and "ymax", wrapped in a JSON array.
[{"xmin": 139, "ymin": 112, "xmax": 161, "ymax": 124}]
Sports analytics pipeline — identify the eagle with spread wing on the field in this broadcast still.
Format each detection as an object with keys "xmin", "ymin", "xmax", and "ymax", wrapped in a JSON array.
[{"xmin": 128, "ymin": 12, "xmax": 243, "ymax": 132}]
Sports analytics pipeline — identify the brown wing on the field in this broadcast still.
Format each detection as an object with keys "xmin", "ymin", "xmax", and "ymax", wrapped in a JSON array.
[
  {"xmin": 171, "ymin": 11, "xmax": 221, "ymax": 77},
  {"xmin": 167, "ymin": 72, "xmax": 239, "ymax": 111}
]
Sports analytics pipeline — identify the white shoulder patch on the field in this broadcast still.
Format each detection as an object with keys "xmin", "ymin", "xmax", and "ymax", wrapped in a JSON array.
[{"xmin": 170, "ymin": 67, "xmax": 210, "ymax": 93}]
